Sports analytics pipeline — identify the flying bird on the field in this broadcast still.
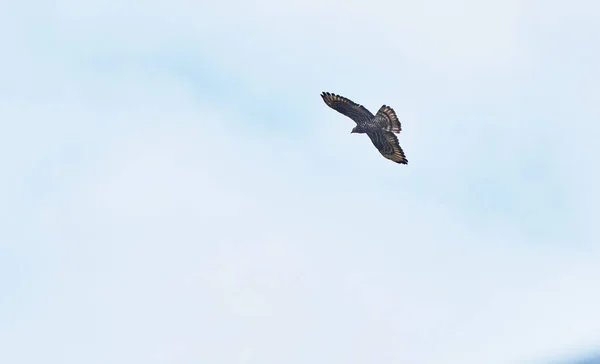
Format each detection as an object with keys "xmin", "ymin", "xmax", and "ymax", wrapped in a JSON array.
[{"xmin": 320, "ymin": 92, "xmax": 408, "ymax": 164}]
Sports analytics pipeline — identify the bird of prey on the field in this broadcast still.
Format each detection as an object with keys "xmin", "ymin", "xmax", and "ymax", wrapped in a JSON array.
[{"xmin": 320, "ymin": 92, "xmax": 408, "ymax": 164}]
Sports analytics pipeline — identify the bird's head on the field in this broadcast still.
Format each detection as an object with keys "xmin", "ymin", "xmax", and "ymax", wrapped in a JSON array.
[{"xmin": 351, "ymin": 126, "xmax": 363, "ymax": 134}]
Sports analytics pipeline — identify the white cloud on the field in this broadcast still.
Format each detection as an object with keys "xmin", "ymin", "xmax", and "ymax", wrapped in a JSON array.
[
  {"xmin": 3, "ymin": 63, "xmax": 590, "ymax": 363},
  {"xmin": 50, "ymin": 0, "xmax": 524, "ymax": 83}
]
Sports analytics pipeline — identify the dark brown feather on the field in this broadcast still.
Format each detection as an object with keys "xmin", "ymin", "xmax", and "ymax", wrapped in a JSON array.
[
  {"xmin": 374, "ymin": 105, "xmax": 402, "ymax": 133},
  {"xmin": 320, "ymin": 92, "xmax": 374, "ymax": 124},
  {"xmin": 366, "ymin": 130, "xmax": 408, "ymax": 164}
]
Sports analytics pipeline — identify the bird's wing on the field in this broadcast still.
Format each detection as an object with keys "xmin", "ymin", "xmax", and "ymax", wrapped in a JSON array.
[
  {"xmin": 321, "ymin": 92, "xmax": 374, "ymax": 124},
  {"xmin": 374, "ymin": 105, "xmax": 402, "ymax": 133},
  {"xmin": 366, "ymin": 130, "xmax": 408, "ymax": 164}
]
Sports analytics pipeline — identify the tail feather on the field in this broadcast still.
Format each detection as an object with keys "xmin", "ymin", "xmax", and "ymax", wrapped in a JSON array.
[{"xmin": 375, "ymin": 105, "xmax": 402, "ymax": 133}]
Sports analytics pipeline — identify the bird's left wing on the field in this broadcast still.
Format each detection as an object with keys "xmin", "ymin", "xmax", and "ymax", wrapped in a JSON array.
[
  {"xmin": 366, "ymin": 130, "xmax": 408, "ymax": 164},
  {"xmin": 321, "ymin": 92, "xmax": 374, "ymax": 124}
]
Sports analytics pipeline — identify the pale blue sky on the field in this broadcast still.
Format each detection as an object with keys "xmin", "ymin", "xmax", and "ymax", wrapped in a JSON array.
[{"xmin": 2, "ymin": 1, "xmax": 600, "ymax": 363}]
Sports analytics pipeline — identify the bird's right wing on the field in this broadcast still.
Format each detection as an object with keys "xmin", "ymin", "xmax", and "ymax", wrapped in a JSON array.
[
  {"xmin": 366, "ymin": 130, "xmax": 408, "ymax": 164},
  {"xmin": 321, "ymin": 92, "xmax": 374, "ymax": 124}
]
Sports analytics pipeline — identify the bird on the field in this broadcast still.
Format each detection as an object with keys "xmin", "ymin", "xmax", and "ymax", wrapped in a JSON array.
[{"xmin": 320, "ymin": 92, "xmax": 408, "ymax": 165}]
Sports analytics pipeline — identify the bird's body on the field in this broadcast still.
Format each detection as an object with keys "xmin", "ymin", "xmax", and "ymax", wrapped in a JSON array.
[{"xmin": 320, "ymin": 92, "xmax": 408, "ymax": 164}]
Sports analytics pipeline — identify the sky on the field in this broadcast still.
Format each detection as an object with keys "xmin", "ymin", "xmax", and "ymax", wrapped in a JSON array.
[{"xmin": 2, "ymin": 0, "xmax": 600, "ymax": 363}]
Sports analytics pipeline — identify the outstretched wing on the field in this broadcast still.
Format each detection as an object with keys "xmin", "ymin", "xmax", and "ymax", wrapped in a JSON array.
[
  {"xmin": 321, "ymin": 92, "xmax": 374, "ymax": 124},
  {"xmin": 374, "ymin": 105, "xmax": 402, "ymax": 133},
  {"xmin": 366, "ymin": 130, "xmax": 408, "ymax": 164}
]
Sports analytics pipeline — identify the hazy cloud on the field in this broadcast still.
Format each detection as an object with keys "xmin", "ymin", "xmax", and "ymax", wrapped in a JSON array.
[{"xmin": 2, "ymin": 1, "xmax": 600, "ymax": 363}]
